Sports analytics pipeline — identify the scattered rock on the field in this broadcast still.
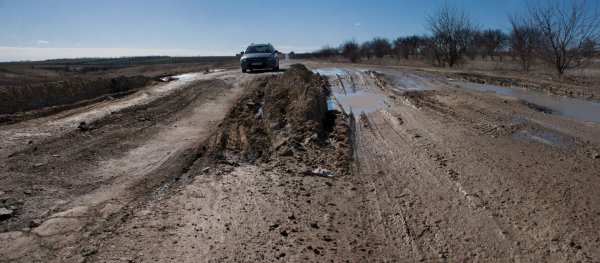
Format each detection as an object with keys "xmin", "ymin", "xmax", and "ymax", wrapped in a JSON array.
[
  {"xmin": 311, "ymin": 168, "xmax": 333, "ymax": 178},
  {"xmin": 467, "ymin": 194, "xmax": 484, "ymax": 209},
  {"xmin": 278, "ymin": 148, "xmax": 294, "ymax": 157},
  {"xmin": 78, "ymin": 121, "xmax": 91, "ymax": 132},
  {"xmin": 23, "ymin": 190, "xmax": 33, "ymax": 195},
  {"xmin": 29, "ymin": 219, "xmax": 42, "ymax": 228},
  {"xmin": 280, "ymin": 229, "xmax": 289, "ymax": 237},
  {"xmin": 0, "ymin": 207, "xmax": 14, "ymax": 220},
  {"xmin": 593, "ymin": 153, "xmax": 600, "ymax": 159}
]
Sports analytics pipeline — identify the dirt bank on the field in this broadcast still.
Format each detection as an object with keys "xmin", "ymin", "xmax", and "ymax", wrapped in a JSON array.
[{"xmin": 0, "ymin": 76, "xmax": 151, "ymax": 116}]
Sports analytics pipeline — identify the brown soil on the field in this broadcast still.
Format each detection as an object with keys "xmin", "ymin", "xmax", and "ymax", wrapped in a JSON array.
[{"xmin": 1, "ymin": 61, "xmax": 599, "ymax": 262}]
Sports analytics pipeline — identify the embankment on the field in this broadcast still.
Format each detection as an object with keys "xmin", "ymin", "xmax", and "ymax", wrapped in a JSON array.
[{"xmin": 0, "ymin": 76, "xmax": 151, "ymax": 123}]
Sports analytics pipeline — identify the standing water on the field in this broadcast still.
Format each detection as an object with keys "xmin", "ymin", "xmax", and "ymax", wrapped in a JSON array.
[{"xmin": 454, "ymin": 82, "xmax": 600, "ymax": 124}]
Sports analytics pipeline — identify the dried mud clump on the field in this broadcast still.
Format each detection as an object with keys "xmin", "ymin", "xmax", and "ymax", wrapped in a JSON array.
[{"xmin": 207, "ymin": 64, "xmax": 352, "ymax": 175}]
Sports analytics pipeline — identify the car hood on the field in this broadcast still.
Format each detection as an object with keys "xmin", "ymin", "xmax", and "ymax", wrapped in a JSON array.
[{"xmin": 241, "ymin": 53, "xmax": 273, "ymax": 60}]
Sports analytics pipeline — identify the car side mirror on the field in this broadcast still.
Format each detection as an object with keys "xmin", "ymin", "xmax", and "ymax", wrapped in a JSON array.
[
  {"xmin": 240, "ymin": 51, "xmax": 245, "ymax": 55},
  {"xmin": 273, "ymin": 50, "xmax": 279, "ymax": 54}
]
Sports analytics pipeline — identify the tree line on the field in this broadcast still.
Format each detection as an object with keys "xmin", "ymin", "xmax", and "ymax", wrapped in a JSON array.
[{"xmin": 309, "ymin": 0, "xmax": 599, "ymax": 75}]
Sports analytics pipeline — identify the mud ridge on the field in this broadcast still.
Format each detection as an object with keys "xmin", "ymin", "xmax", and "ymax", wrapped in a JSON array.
[{"xmin": 200, "ymin": 64, "xmax": 353, "ymax": 175}]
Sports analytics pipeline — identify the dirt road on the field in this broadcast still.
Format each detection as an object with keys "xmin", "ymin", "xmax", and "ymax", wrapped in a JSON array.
[{"xmin": 1, "ymin": 61, "xmax": 599, "ymax": 262}]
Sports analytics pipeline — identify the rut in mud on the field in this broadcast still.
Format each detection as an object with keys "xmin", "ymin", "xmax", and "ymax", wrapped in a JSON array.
[{"xmin": 0, "ymin": 76, "xmax": 245, "ymax": 261}]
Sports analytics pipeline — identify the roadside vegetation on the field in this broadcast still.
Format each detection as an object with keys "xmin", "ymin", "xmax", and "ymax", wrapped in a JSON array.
[{"xmin": 305, "ymin": 0, "xmax": 599, "ymax": 81}]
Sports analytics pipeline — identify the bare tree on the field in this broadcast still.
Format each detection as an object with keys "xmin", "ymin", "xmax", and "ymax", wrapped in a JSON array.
[
  {"xmin": 314, "ymin": 45, "xmax": 338, "ymax": 58},
  {"xmin": 527, "ymin": 0, "xmax": 600, "ymax": 75},
  {"xmin": 422, "ymin": 36, "xmax": 445, "ymax": 66},
  {"xmin": 393, "ymin": 37, "xmax": 410, "ymax": 60},
  {"xmin": 466, "ymin": 30, "xmax": 484, "ymax": 60},
  {"xmin": 393, "ymin": 36, "xmax": 423, "ymax": 60},
  {"xmin": 340, "ymin": 39, "xmax": 361, "ymax": 63},
  {"xmin": 509, "ymin": 14, "xmax": 542, "ymax": 71},
  {"xmin": 482, "ymin": 29, "xmax": 506, "ymax": 60},
  {"xmin": 371, "ymin": 37, "xmax": 392, "ymax": 59},
  {"xmin": 360, "ymin": 40, "xmax": 374, "ymax": 59},
  {"xmin": 426, "ymin": 3, "xmax": 478, "ymax": 67}
]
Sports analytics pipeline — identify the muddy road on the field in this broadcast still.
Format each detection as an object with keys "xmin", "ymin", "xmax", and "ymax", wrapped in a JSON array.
[{"xmin": 1, "ymin": 61, "xmax": 599, "ymax": 262}]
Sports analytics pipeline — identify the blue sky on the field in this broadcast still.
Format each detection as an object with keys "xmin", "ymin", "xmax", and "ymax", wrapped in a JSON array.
[{"xmin": 0, "ymin": 0, "xmax": 526, "ymax": 61}]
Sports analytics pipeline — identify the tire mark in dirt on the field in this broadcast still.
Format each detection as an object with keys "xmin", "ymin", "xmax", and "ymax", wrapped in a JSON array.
[{"xmin": 355, "ymin": 115, "xmax": 423, "ymax": 261}]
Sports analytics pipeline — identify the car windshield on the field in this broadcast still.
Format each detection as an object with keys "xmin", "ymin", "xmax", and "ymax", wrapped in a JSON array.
[{"xmin": 245, "ymin": 45, "xmax": 272, "ymax": 54}]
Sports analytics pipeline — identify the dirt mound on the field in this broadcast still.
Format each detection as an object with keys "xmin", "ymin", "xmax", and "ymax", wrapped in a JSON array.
[
  {"xmin": 0, "ymin": 76, "xmax": 151, "ymax": 115},
  {"xmin": 206, "ymin": 64, "xmax": 352, "ymax": 174}
]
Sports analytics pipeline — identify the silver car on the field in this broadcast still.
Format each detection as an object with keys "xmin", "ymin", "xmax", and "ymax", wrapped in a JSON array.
[{"xmin": 240, "ymin": 43, "xmax": 279, "ymax": 73}]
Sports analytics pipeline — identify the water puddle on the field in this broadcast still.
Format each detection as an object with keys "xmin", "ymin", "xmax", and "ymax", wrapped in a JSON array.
[
  {"xmin": 513, "ymin": 130, "xmax": 570, "ymax": 149},
  {"xmin": 332, "ymin": 90, "xmax": 387, "ymax": 114},
  {"xmin": 454, "ymin": 82, "xmax": 600, "ymax": 123},
  {"xmin": 407, "ymin": 85, "xmax": 436, "ymax": 92},
  {"xmin": 172, "ymin": 73, "xmax": 198, "ymax": 81},
  {"xmin": 313, "ymin": 68, "xmax": 346, "ymax": 76},
  {"xmin": 326, "ymin": 97, "xmax": 335, "ymax": 111},
  {"xmin": 394, "ymin": 75, "xmax": 438, "ymax": 92}
]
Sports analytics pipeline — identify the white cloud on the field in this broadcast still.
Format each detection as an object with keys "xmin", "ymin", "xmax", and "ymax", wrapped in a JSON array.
[
  {"xmin": 0, "ymin": 46, "xmax": 238, "ymax": 62},
  {"xmin": 5, "ymin": 34, "xmax": 16, "ymax": 39},
  {"xmin": 355, "ymin": 22, "xmax": 361, "ymax": 26},
  {"xmin": 37, "ymin": 40, "xmax": 50, "ymax": 45}
]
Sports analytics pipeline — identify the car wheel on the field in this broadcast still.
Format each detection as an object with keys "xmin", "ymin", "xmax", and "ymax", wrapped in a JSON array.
[
  {"xmin": 242, "ymin": 68, "xmax": 247, "ymax": 73},
  {"xmin": 273, "ymin": 66, "xmax": 279, "ymax": 72}
]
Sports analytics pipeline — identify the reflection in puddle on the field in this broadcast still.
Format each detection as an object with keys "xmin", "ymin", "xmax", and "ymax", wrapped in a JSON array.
[
  {"xmin": 313, "ymin": 68, "xmax": 346, "ymax": 76},
  {"xmin": 172, "ymin": 73, "xmax": 198, "ymax": 81},
  {"xmin": 333, "ymin": 90, "xmax": 387, "ymax": 114},
  {"xmin": 513, "ymin": 130, "xmax": 570, "ymax": 149},
  {"xmin": 326, "ymin": 97, "xmax": 335, "ymax": 111},
  {"xmin": 394, "ymin": 75, "xmax": 438, "ymax": 92},
  {"xmin": 454, "ymin": 82, "xmax": 600, "ymax": 123},
  {"xmin": 412, "ymin": 85, "xmax": 436, "ymax": 91}
]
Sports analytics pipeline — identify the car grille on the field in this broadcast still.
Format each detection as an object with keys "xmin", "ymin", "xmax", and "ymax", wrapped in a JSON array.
[{"xmin": 247, "ymin": 57, "xmax": 266, "ymax": 63}]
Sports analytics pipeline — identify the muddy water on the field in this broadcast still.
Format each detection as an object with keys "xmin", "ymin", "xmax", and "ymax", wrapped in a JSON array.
[
  {"xmin": 391, "ymin": 74, "xmax": 437, "ymax": 92},
  {"xmin": 454, "ymin": 82, "xmax": 600, "ymax": 123},
  {"xmin": 513, "ymin": 130, "xmax": 570, "ymax": 149},
  {"xmin": 332, "ymin": 90, "xmax": 387, "ymax": 114},
  {"xmin": 314, "ymin": 68, "xmax": 346, "ymax": 76},
  {"xmin": 173, "ymin": 73, "xmax": 200, "ymax": 81}
]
